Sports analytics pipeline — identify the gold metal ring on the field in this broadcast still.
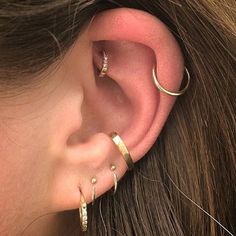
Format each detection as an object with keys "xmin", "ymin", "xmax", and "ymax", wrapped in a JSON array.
[
  {"xmin": 111, "ymin": 165, "xmax": 118, "ymax": 194},
  {"xmin": 110, "ymin": 132, "xmax": 134, "ymax": 170},
  {"xmin": 99, "ymin": 51, "xmax": 108, "ymax": 78},
  {"xmin": 91, "ymin": 177, "xmax": 97, "ymax": 205},
  {"xmin": 79, "ymin": 194, "xmax": 87, "ymax": 232},
  {"xmin": 152, "ymin": 66, "xmax": 191, "ymax": 96}
]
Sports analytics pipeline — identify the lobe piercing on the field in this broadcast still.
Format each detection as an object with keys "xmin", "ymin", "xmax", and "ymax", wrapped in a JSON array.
[
  {"xmin": 79, "ymin": 193, "xmax": 87, "ymax": 232},
  {"xmin": 111, "ymin": 165, "xmax": 118, "ymax": 194},
  {"xmin": 91, "ymin": 177, "xmax": 97, "ymax": 205}
]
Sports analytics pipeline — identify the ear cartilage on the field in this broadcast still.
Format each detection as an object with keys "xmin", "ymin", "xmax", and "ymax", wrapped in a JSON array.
[{"xmin": 99, "ymin": 51, "xmax": 109, "ymax": 78}]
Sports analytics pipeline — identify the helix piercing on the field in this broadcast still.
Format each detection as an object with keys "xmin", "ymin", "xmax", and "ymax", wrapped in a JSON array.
[
  {"xmin": 79, "ymin": 193, "xmax": 87, "ymax": 232},
  {"xmin": 99, "ymin": 51, "xmax": 108, "ymax": 78},
  {"xmin": 111, "ymin": 165, "xmax": 118, "ymax": 194},
  {"xmin": 91, "ymin": 177, "xmax": 97, "ymax": 205},
  {"xmin": 152, "ymin": 66, "xmax": 191, "ymax": 96},
  {"xmin": 110, "ymin": 132, "xmax": 134, "ymax": 170}
]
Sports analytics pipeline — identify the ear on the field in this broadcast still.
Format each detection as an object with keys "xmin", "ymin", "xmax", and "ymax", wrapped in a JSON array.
[
  {"xmin": 89, "ymin": 8, "xmax": 184, "ymax": 159},
  {"xmin": 51, "ymin": 8, "xmax": 185, "ymax": 210}
]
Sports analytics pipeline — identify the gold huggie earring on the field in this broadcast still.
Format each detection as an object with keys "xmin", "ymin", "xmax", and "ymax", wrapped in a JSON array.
[
  {"xmin": 152, "ymin": 66, "xmax": 191, "ymax": 96},
  {"xmin": 79, "ymin": 194, "xmax": 88, "ymax": 232},
  {"xmin": 110, "ymin": 132, "xmax": 134, "ymax": 170},
  {"xmin": 99, "ymin": 51, "xmax": 108, "ymax": 78},
  {"xmin": 91, "ymin": 177, "xmax": 97, "ymax": 205},
  {"xmin": 111, "ymin": 165, "xmax": 118, "ymax": 194}
]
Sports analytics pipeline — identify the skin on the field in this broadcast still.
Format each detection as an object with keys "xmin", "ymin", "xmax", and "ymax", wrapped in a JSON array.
[
  {"xmin": 0, "ymin": 48, "xmax": 84, "ymax": 234},
  {"xmin": 0, "ymin": 8, "xmax": 184, "ymax": 235},
  {"xmin": 0, "ymin": 27, "xmax": 95, "ymax": 233}
]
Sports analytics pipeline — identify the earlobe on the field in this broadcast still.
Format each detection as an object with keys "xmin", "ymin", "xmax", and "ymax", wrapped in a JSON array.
[{"xmin": 89, "ymin": 8, "xmax": 185, "ymax": 160}]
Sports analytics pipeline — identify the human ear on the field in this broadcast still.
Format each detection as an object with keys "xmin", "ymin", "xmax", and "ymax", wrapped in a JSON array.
[
  {"xmin": 50, "ymin": 8, "xmax": 185, "ymax": 211},
  {"xmin": 89, "ymin": 8, "xmax": 185, "ymax": 159}
]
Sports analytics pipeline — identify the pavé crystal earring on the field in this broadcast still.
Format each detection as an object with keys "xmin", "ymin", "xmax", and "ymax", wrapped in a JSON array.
[
  {"xmin": 99, "ymin": 51, "xmax": 109, "ymax": 78},
  {"xmin": 79, "ymin": 193, "xmax": 87, "ymax": 232}
]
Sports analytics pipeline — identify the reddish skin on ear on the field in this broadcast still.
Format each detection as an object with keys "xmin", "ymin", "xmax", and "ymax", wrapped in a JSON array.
[{"xmin": 89, "ymin": 8, "xmax": 184, "ymax": 160}]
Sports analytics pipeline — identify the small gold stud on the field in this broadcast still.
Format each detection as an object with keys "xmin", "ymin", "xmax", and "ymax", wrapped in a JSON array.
[
  {"xmin": 91, "ymin": 177, "xmax": 97, "ymax": 205},
  {"xmin": 91, "ymin": 177, "xmax": 97, "ymax": 185},
  {"xmin": 111, "ymin": 165, "xmax": 116, "ymax": 171},
  {"xmin": 110, "ymin": 165, "xmax": 118, "ymax": 194}
]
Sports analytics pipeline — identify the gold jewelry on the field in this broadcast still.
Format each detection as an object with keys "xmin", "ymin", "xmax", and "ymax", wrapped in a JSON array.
[
  {"xmin": 91, "ymin": 177, "xmax": 97, "ymax": 205},
  {"xmin": 152, "ymin": 66, "xmax": 191, "ymax": 96},
  {"xmin": 99, "ymin": 51, "xmax": 108, "ymax": 78},
  {"xmin": 79, "ymin": 194, "xmax": 87, "ymax": 232},
  {"xmin": 110, "ymin": 132, "xmax": 134, "ymax": 170},
  {"xmin": 111, "ymin": 165, "xmax": 118, "ymax": 194}
]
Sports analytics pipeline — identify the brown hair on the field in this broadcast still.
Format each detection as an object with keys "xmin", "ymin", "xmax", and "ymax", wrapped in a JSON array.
[{"xmin": 1, "ymin": 1, "xmax": 235, "ymax": 235}]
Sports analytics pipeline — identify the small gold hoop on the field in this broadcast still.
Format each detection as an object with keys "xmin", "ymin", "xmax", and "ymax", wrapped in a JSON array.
[
  {"xmin": 99, "ymin": 51, "xmax": 108, "ymax": 78},
  {"xmin": 152, "ymin": 66, "xmax": 191, "ymax": 96},
  {"xmin": 111, "ymin": 165, "xmax": 118, "ymax": 194},
  {"xmin": 91, "ymin": 177, "xmax": 97, "ymax": 205},
  {"xmin": 79, "ymin": 194, "xmax": 87, "ymax": 232},
  {"xmin": 110, "ymin": 132, "xmax": 134, "ymax": 170}
]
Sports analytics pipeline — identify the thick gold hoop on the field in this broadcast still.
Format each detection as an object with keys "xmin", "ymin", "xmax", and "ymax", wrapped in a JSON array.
[
  {"xmin": 152, "ymin": 66, "xmax": 191, "ymax": 96},
  {"xmin": 110, "ymin": 132, "xmax": 134, "ymax": 170}
]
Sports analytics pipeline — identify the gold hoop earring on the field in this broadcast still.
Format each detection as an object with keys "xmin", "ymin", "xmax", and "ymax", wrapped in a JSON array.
[
  {"xmin": 91, "ymin": 177, "xmax": 97, "ymax": 205},
  {"xmin": 79, "ymin": 194, "xmax": 88, "ymax": 232},
  {"xmin": 152, "ymin": 66, "xmax": 191, "ymax": 96},
  {"xmin": 111, "ymin": 165, "xmax": 118, "ymax": 194},
  {"xmin": 110, "ymin": 132, "xmax": 134, "ymax": 170},
  {"xmin": 99, "ymin": 51, "xmax": 108, "ymax": 78}
]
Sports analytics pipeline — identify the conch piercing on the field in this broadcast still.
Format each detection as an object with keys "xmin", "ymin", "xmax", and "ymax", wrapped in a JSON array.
[
  {"xmin": 152, "ymin": 66, "xmax": 191, "ymax": 96},
  {"xmin": 111, "ymin": 165, "xmax": 118, "ymax": 194},
  {"xmin": 79, "ymin": 193, "xmax": 88, "ymax": 232},
  {"xmin": 99, "ymin": 51, "xmax": 108, "ymax": 78},
  {"xmin": 91, "ymin": 177, "xmax": 97, "ymax": 205},
  {"xmin": 110, "ymin": 132, "xmax": 134, "ymax": 170}
]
